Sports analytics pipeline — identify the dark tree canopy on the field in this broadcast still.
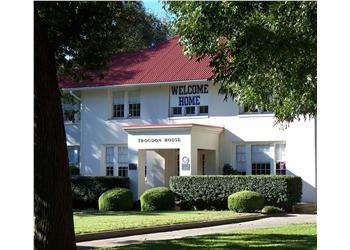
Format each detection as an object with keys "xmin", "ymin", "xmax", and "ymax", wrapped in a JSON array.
[
  {"xmin": 166, "ymin": 1, "xmax": 316, "ymax": 124},
  {"xmin": 37, "ymin": 1, "xmax": 171, "ymax": 79}
]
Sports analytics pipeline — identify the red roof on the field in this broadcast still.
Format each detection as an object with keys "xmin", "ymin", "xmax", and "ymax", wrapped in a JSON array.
[{"xmin": 59, "ymin": 36, "xmax": 212, "ymax": 89}]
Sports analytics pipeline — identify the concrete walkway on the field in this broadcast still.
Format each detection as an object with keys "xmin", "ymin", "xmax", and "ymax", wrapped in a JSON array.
[{"xmin": 77, "ymin": 214, "xmax": 316, "ymax": 249}]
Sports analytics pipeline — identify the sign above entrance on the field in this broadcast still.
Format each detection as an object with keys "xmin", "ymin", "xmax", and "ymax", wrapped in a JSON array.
[
  {"xmin": 138, "ymin": 137, "xmax": 181, "ymax": 144},
  {"xmin": 170, "ymin": 84, "xmax": 209, "ymax": 107}
]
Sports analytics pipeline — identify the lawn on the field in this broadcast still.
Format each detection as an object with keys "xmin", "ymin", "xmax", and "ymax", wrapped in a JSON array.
[
  {"xmin": 102, "ymin": 223, "xmax": 317, "ymax": 250},
  {"xmin": 74, "ymin": 210, "xmax": 256, "ymax": 234}
]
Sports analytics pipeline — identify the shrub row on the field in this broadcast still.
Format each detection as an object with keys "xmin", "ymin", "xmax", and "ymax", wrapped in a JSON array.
[
  {"xmin": 169, "ymin": 175, "xmax": 302, "ymax": 210},
  {"xmin": 71, "ymin": 176, "xmax": 129, "ymax": 209}
]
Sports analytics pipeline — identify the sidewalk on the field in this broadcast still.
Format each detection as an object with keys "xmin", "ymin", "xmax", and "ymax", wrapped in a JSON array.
[{"xmin": 77, "ymin": 213, "xmax": 316, "ymax": 249}]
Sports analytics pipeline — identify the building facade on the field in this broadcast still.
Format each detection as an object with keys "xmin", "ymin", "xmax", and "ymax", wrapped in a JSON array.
[{"xmin": 61, "ymin": 37, "xmax": 316, "ymax": 203}]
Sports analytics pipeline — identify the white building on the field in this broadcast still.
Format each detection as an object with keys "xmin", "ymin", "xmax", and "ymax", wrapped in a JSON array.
[{"xmin": 61, "ymin": 37, "xmax": 316, "ymax": 203}]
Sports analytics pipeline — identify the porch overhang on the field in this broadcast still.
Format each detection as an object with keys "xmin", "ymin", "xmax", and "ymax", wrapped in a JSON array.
[{"xmin": 122, "ymin": 123, "xmax": 224, "ymax": 134}]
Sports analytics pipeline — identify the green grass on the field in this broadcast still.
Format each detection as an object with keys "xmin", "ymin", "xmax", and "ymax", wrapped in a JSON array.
[
  {"xmin": 74, "ymin": 210, "xmax": 256, "ymax": 234},
  {"xmin": 102, "ymin": 223, "xmax": 316, "ymax": 250}
]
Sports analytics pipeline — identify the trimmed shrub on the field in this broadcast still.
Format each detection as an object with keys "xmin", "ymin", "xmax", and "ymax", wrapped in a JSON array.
[
  {"xmin": 98, "ymin": 188, "xmax": 133, "ymax": 211},
  {"xmin": 140, "ymin": 187, "xmax": 175, "ymax": 212},
  {"xmin": 228, "ymin": 191, "xmax": 264, "ymax": 212},
  {"xmin": 169, "ymin": 175, "xmax": 302, "ymax": 210},
  {"xmin": 261, "ymin": 205, "xmax": 284, "ymax": 214},
  {"xmin": 71, "ymin": 176, "xmax": 129, "ymax": 209},
  {"xmin": 70, "ymin": 165, "xmax": 80, "ymax": 176}
]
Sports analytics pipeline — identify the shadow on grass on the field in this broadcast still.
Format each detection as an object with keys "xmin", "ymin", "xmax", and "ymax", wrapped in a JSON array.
[
  {"xmin": 74, "ymin": 210, "xmax": 169, "ymax": 217},
  {"xmin": 106, "ymin": 233, "xmax": 316, "ymax": 250}
]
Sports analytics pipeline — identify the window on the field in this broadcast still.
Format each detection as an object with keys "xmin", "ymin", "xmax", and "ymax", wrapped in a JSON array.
[
  {"xmin": 199, "ymin": 105, "xmax": 208, "ymax": 115},
  {"xmin": 239, "ymin": 105, "xmax": 270, "ymax": 114},
  {"xmin": 113, "ymin": 92, "xmax": 124, "ymax": 118},
  {"xmin": 63, "ymin": 103, "xmax": 80, "ymax": 123},
  {"xmin": 105, "ymin": 146, "xmax": 114, "ymax": 176},
  {"xmin": 275, "ymin": 144, "xmax": 286, "ymax": 175},
  {"xmin": 172, "ymin": 107, "xmax": 182, "ymax": 116},
  {"xmin": 68, "ymin": 146, "xmax": 79, "ymax": 165},
  {"xmin": 251, "ymin": 145, "xmax": 271, "ymax": 175},
  {"xmin": 234, "ymin": 143, "xmax": 286, "ymax": 175},
  {"xmin": 118, "ymin": 166, "xmax": 128, "ymax": 177},
  {"xmin": 236, "ymin": 145, "xmax": 246, "ymax": 171},
  {"xmin": 118, "ymin": 146, "xmax": 128, "ymax": 177},
  {"xmin": 128, "ymin": 91, "xmax": 140, "ymax": 118},
  {"xmin": 252, "ymin": 163, "xmax": 271, "ymax": 175},
  {"xmin": 106, "ymin": 166, "xmax": 114, "ymax": 176},
  {"xmin": 185, "ymin": 106, "xmax": 195, "ymax": 115}
]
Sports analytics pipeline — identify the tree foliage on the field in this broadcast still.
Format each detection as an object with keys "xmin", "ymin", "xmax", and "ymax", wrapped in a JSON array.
[
  {"xmin": 37, "ymin": 1, "xmax": 171, "ymax": 79},
  {"xmin": 166, "ymin": 1, "xmax": 316, "ymax": 124}
]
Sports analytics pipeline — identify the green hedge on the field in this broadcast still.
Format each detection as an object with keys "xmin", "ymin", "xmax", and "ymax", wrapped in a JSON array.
[
  {"xmin": 169, "ymin": 175, "xmax": 302, "ymax": 210},
  {"xmin": 140, "ymin": 187, "xmax": 175, "ymax": 212},
  {"xmin": 71, "ymin": 176, "xmax": 130, "ymax": 209},
  {"xmin": 228, "ymin": 191, "xmax": 264, "ymax": 212},
  {"xmin": 98, "ymin": 188, "xmax": 133, "ymax": 211}
]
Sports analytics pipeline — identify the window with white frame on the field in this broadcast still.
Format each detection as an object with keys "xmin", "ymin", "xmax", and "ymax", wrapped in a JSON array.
[
  {"xmin": 112, "ymin": 92, "xmax": 124, "ymax": 118},
  {"xmin": 105, "ymin": 146, "xmax": 114, "ymax": 176},
  {"xmin": 275, "ymin": 144, "xmax": 286, "ymax": 175},
  {"xmin": 128, "ymin": 91, "xmax": 140, "ymax": 118},
  {"xmin": 68, "ymin": 146, "xmax": 80, "ymax": 165},
  {"xmin": 235, "ymin": 145, "xmax": 246, "ymax": 172},
  {"xmin": 118, "ymin": 146, "xmax": 128, "ymax": 177},
  {"xmin": 251, "ymin": 144, "xmax": 271, "ymax": 175}
]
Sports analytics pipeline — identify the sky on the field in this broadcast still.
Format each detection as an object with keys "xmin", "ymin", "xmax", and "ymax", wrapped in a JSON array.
[{"xmin": 142, "ymin": 0, "xmax": 175, "ymax": 20}]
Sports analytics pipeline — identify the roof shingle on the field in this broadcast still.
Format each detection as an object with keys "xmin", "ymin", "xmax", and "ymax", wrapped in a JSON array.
[{"xmin": 59, "ymin": 36, "xmax": 212, "ymax": 89}]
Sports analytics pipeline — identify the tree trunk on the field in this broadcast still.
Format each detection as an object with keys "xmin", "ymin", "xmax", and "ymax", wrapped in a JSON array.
[{"xmin": 34, "ymin": 7, "xmax": 76, "ymax": 250}]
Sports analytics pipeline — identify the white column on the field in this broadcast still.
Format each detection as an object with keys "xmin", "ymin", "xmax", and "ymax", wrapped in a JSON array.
[
  {"xmin": 137, "ymin": 149, "xmax": 145, "ymax": 198},
  {"xmin": 128, "ymin": 146, "xmax": 139, "ymax": 201},
  {"xmin": 190, "ymin": 147, "xmax": 198, "ymax": 175}
]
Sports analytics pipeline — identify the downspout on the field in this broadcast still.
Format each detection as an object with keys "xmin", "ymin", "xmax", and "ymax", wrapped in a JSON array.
[{"xmin": 69, "ymin": 90, "xmax": 81, "ymax": 101}]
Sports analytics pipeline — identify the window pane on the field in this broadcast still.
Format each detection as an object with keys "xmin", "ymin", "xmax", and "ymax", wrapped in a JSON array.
[
  {"xmin": 199, "ymin": 106, "xmax": 208, "ymax": 114},
  {"xmin": 236, "ymin": 145, "xmax": 246, "ymax": 171},
  {"xmin": 118, "ymin": 146, "xmax": 128, "ymax": 163},
  {"xmin": 113, "ymin": 92, "xmax": 124, "ymax": 105},
  {"xmin": 172, "ymin": 107, "xmax": 182, "ymax": 115},
  {"xmin": 128, "ymin": 91, "xmax": 140, "ymax": 104},
  {"xmin": 106, "ymin": 146, "xmax": 114, "ymax": 164},
  {"xmin": 251, "ymin": 144, "xmax": 271, "ymax": 162},
  {"xmin": 185, "ymin": 106, "xmax": 195, "ymax": 115},
  {"xmin": 68, "ymin": 147, "xmax": 79, "ymax": 164},
  {"xmin": 118, "ymin": 166, "xmax": 128, "ymax": 177},
  {"xmin": 128, "ymin": 103, "xmax": 140, "ymax": 117},
  {"xmin": 275, "ymin": 144, "xmax": 286, "ymax": 161},
  {"xmin": 106, "ymin": 166, "xmax": 114, "ymax": 176}
]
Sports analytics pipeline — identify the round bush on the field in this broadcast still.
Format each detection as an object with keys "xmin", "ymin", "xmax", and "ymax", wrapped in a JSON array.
[
  {"xmin": 261, "ymin": 205, "xmax": 284, "ymax": 214},
  {"xmin": 98, "ymin": 188, "xmax": 133, "ymax": 211},
  {"xmin": 140, "ymin": 187, "xmax": 175, "ymax": 212},
  {"xmin": 228, "ymin": 190, "xmax": 264, "ymax": 212}
]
